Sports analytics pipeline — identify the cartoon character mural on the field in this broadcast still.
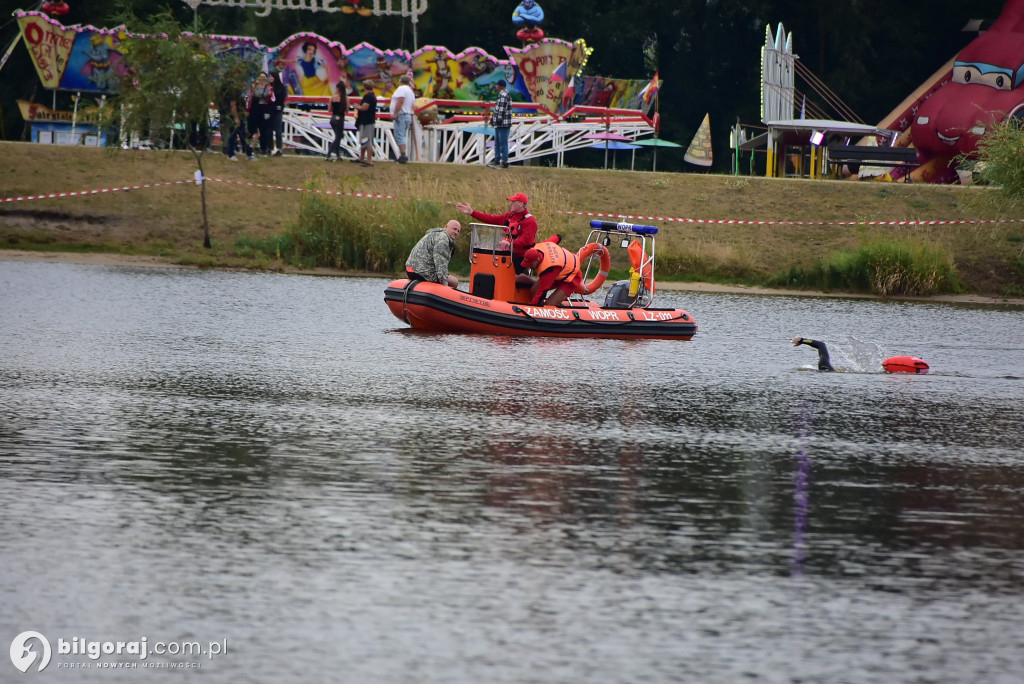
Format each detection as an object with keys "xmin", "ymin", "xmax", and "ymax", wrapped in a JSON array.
[
  {"xmin": 18, "ymin": 11, "xmax": 259, "ymax": 95},
  {"xmin": 82, "ymin": 34, "xmax": 119, "ymax": 91},
  {"xmin": 459, "ymin": 52, "xmax": 498, "ymax": 81},
  {"xmin": 289, "ymin": 40, "xmax": 333, "ymax": 96},
  {"xmin": 268, "ymin": 36, "xmax": 364, "ymax": 97},
  {"xmin": 426, "ymin": 53, "xmax": 456, "ymax": 99},
  {"xmin": 890, "ymin": 0, "xmax": 1024, "ymax": 183},
  {"xmin": 512, "ymin": 0, "xmax": 545, "ymax": 43},
  {"xmin": 410, "ymin": 45, "xmax": 543, "ymax": 101},
  {"xmin": 64, "ymin": 28, "xmax": 129, "ymax": 93},
  {"xmin": 345, "ymin": 47, "xmax": 410, "ymax": 98},
  {"xmin": 16, "ymin": 10, "xmax": 661, "ymax": 128},
  {"xmin": 507, "ymin": 38, "xmax": 591, "ymax": 112}
]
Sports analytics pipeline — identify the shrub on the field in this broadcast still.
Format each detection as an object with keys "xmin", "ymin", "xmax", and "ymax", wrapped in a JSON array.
[
  {"xmin": 767, "ymin": 239, "xmax": 961, "ymax": 296},
  {"xmin": 234, "ymin": 193, "xmax": 451, "ymax": 273},
  {"xmin": 967, "ymin": 118, "xmax": 1024, "ymax": 206}
]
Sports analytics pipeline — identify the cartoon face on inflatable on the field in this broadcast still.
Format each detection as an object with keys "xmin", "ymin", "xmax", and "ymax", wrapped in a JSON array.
[{"xmin": 912, "ymin": 1, "xmax": 1024, "ymax": 161}]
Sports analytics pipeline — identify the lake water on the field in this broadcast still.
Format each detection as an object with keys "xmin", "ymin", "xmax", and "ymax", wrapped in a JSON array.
[{"xmin": 2, "ymin": 260, "xmax": 1023, "ymax": 683}]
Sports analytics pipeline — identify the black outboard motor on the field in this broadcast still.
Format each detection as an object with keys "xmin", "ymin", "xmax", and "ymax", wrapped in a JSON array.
[{"xmin": 602, "ymin": 280, "xmax": 635, "ymax": 309}]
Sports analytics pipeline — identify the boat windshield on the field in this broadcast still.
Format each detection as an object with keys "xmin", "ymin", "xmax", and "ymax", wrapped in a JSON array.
[{"xmin": 470, "ymin": 223, "xmax": 510, "ymax": 254}]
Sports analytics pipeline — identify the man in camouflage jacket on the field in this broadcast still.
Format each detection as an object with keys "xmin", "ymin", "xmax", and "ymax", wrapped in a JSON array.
[{"xmin": 405, "ymin": 220, "xmax": 463, "ymax": 288}]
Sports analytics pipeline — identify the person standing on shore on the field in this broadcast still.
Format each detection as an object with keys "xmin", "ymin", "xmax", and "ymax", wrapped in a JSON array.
[
  {"xmin": 270, "ymin": 70, "xmax": 288, "ymax": 156},
  {"xmin": 390, "ymin": 74, "xmax": 415, "ymax": 164},
  {"xmin": 326, "ymin": 79, "xmax": 348, "ymax": 162},
  {"xmin": 246, "ymin": 72, "xmax": 276, "ymax": 156},
  {"xmin": 355, "ymin": 82, "xmax": 377, "ymax": 167},
  {"xmin": 218, "ymin": 71, "xmax": 255, "ymax": 161},
  {"xmin": 489, "ymin": 79, "xmax": 512, "ymax": 169}
]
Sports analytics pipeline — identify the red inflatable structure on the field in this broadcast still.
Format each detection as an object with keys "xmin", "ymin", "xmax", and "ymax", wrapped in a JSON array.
[{"xmin": 884, "ymin": 0, "xmax": 1024, "ymax": 183}]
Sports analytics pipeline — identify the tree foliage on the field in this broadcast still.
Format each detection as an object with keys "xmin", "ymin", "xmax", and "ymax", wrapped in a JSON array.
[
  {"xmin": 105, "ymin": 10, "xmax": 247, "ymax": 247},
  {"xmin": 112, "ymin": 14, "xmax": 223, "ymax": 143}
]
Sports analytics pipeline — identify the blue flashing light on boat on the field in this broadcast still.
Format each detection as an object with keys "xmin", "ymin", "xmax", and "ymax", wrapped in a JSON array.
[{"xmin": 589, "ymin": 220, "xmax": 659, "ymax": 235}]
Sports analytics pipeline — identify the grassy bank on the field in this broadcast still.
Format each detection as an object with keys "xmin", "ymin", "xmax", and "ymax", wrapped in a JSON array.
[{"xmin": 2, "ymin": 141, "xmax": 1023, "ymax": 297}]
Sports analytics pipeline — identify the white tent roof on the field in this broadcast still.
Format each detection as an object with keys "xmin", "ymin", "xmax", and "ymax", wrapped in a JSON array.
[{"xmin": 766, "ymin": 119, "xmax": 897, "ymax": 141}]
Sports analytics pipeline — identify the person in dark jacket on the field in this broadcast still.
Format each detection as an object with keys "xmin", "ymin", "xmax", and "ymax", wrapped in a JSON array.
[
  {"xmin": 326, "ymin": 79, "xmax": 348, "ymax": 161},
  {"xmin": 246, "ymin": 71, "xmax": 276, "ymax": 156},
  {"xmin": 354, "ymin": 81, "xmax": 377, "ymax": 167},
  {"xmin": 270, "ymin": 70, "xmax": 289, "ymax": 156}
]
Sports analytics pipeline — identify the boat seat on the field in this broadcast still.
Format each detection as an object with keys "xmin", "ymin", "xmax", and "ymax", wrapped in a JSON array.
[{"xmin": 472, "ymin": 273, "xmax": 496, "ymax": 299}]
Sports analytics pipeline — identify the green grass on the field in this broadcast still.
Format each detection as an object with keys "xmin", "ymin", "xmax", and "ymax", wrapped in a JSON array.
[
  {"xmin": 3, "ymin": 142, "xmax": 1024, "ymax": 297},
  {"xmin": 766, "ymin": 239, "xmax": 962, "ymax": 296},
  {"xmin": 233, "ymin": 187, "xmax": 448, "ymax": 272}
]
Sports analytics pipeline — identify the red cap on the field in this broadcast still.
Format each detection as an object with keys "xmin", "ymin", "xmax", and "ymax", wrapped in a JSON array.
[
  {"xmin": 506, "ymin": 192, "xmax": 529, "ymax": 203},
  {"xmin": 521, "ymin": 248, "xmax": 543, "ymax": 267}
]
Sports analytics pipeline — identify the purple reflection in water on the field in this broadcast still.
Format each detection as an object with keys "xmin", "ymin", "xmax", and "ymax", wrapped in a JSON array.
[{"xmin": 792, "ymin": 404, "xmax": 811, "ymax": 577}]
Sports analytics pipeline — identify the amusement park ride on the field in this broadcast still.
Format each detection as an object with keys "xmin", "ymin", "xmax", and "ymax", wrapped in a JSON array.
[
  {"xmin": 750, "ymin": 0, "xmax": 1024, "ymax": 183},
  {"xmin": 8, "ymin": 0, "xmax": 669, "ymax": 168},
  {"xmin": 14, "ymin": 0, "xmax": 1024, "ymax": 181}
]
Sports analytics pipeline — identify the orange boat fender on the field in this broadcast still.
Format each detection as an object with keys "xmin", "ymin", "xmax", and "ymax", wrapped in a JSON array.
[
  {"xmin": 578, "ymin": 243, "xmax": 612, "ymax": 294},
  {"xmin": 882, "ymin": 356, "xmax": 929, "ymax": 374}
]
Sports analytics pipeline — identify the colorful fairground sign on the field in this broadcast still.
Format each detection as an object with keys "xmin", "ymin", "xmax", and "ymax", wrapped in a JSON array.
[
  {"xmin": 179, "ymin": 0, "xmax": 429, "ymax": 48},
  {"xmin": 178, "ymin": 0, "xmax": 427, "ymax": 20},
  {"xmin": 13, "ymin": 9, "xmax": 658, "ymax": 118}
]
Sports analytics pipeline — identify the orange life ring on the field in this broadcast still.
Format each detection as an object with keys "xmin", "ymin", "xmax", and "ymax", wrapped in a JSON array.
[{"xmin": 578, "ymin": 243, "xmax": 611, "ymax": 294}]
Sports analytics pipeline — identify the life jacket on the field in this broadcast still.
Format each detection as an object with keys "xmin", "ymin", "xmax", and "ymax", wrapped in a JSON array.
[
  {"xmin": 505, "ymin": 212, "xmax": 533, "ymax": 246},
  {"xmin": 534, "ymin": 241, "xmax": 581, "ymax": 282}
]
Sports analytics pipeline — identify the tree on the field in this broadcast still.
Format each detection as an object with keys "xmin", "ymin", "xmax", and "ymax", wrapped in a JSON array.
[{"xmin": 105, "ymin": 11, "xmax": 239, "ymax": 248}]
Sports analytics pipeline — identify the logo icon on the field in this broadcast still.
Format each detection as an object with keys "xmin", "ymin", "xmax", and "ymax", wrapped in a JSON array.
[{"xmin": 10, "ymin": 631, "xmax": 52, "ymax": 673}]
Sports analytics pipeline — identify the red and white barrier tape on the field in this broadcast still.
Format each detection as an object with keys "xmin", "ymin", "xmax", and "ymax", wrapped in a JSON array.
[
  {"xmin": 552, "ymin": 208, "xmax": 1024, "ymax": 227},
  {"xmin": 0, "ymin": 180, "xmax": 191, "ymax": 203},
  {"xmin": 3, "ymin": 177, "xmax": 1022, "ymax": 227},
  {"xmin": 204, "ymin": 177, "xmax": 398, "ymax": 200}
]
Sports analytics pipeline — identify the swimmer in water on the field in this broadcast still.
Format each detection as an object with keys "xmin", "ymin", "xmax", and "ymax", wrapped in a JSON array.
[{"xmin": 793, "ymin": 337, "xmax": 834, "ymax": 372}]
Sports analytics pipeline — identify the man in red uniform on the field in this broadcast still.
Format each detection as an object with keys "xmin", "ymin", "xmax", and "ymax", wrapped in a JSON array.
[
  {"xmin": 456, "ymin": 192, "xmax": 538, "ymax": 273},
  {"xmin": 520, "ymin": 242, "xmax": 582, "ymax": 306}
]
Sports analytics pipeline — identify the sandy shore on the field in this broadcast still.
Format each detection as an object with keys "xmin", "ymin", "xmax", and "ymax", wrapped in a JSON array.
[{"xmin": 3, "ymin": 248, "xmax": 1022, "ymax": 306}]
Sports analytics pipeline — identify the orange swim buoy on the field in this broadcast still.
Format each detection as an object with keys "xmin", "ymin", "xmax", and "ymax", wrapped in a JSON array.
[
  {"xmin": 882, "ymin": 356, "xmax": 929, "ymax": 374},
  {"xmin": 578, "ymin": 243, "xmax": 611, "ymax": 294},
  {"xmin": 627, "ymin": 240, "xmax": 655, "ymax": 294}
]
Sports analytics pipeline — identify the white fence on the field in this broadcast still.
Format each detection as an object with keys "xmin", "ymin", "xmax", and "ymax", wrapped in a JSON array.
[{"xmin": 281, "ymin": 103, "xmax": 656, "ymax": 166}]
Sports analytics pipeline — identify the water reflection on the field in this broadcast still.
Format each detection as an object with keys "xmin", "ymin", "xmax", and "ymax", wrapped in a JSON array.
[{"xmin": 2, "ymin": 260, "xmax": 1024, "ymax": 682}]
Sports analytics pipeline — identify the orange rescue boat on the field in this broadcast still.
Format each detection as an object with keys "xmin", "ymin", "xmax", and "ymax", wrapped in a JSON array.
[{"xmin": 384, "ymin": 220, "xmax": 698, "ymax": 340}]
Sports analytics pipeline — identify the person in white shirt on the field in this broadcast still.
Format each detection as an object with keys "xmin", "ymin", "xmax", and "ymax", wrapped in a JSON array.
[{"xmin": 390, "ymin": 74, "xmax": 416, "ymax": 164}]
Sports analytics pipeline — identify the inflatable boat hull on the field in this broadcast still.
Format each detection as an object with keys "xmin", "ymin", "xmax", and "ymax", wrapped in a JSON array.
[{"xmin": 384, "ymin": 279, "xmax": 697, "ymax": 340}]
